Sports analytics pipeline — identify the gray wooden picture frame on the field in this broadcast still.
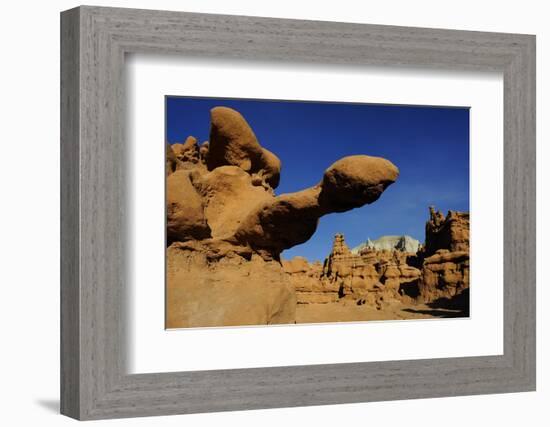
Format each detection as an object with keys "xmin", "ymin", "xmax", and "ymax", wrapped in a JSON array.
[{"xmin": 60, "ymin": 5, "xmax": 536, "ymax": 420}]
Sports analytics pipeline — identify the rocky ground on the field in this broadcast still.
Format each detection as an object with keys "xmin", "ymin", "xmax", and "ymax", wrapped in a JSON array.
[{"xmin": 296, "ymin": 302, "xmax": 465, "ymax": 324}]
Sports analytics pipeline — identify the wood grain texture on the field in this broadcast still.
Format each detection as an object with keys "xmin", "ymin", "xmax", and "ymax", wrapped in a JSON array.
[
  {"xmin": 60, "ymin": 5, "xmax": 536, "ymax": 420},
  {"xmin": 60, "ymin": 7, "xmax": 80, "ymax": 419}
]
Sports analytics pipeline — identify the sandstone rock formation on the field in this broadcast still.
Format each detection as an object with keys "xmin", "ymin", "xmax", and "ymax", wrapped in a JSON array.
[
  {"xmin": 167, "ymin": 246, "xmax": 295, "ymax": 328},
  {"xmin": 231, "ymin": 154, "xmax": 399, "ymax": 258},
  {"xmin": 283, "ymin": 206, "xmax": 470, "ymax": 316},
  {"xmin": 418, "ymin": 207, "xmax": 470, "ymax": 311},
  {"xmin": 424, "ymin": 206, "xmax": 469, "ymax": 255},
  {"xmin": 206, "ymin": 107, "xmax": 281, "ymax": 189},
  {"xmin": 284, "ymin": 233, "xmax": 422, "ymax": 310},
  {"xmin": 166, "ymin": 107, "xmax": 399, "ymax": 328},
  {"xmin": 281, "ymin": 257, "xmax": 334, "ymax": 304}
]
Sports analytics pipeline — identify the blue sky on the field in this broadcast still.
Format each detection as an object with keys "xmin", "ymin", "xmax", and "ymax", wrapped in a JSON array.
[{"xmin": 166, "ymin": 96, "xmax": 469, "ymax": 262}]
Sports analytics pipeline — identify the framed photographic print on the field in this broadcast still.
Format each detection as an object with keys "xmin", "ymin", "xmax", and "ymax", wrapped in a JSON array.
[
  {"xmin": 164, "ymin": 96, "xmax": 471, "ymax": 329},
  {"xmin": 61, "ymin": 6, "xmax": 536, "ymax": 420}
]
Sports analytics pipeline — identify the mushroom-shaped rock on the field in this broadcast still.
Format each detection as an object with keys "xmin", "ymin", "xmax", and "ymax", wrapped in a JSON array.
[
  {"xmin": 320, "ymin": 155, "xmax": 399, "ymax": 212},
  {"xmin": 232, "ymin": 155, "xmax": 399, "ymax": 256},
  {"xmin": 166, "ymin": 106, "xmax": 402, "ymax": 328}
]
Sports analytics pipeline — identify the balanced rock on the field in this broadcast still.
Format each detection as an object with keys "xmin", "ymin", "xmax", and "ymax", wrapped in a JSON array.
[
  {"xmin": 320, "ymin": 155, "xmax": 399, "ymax": 212},
  {"xmin": 232, "ymin": 155, "xmax": 399, "ymax": 257},
  {"xmin": 166, "ymin": 106, "xmax": 399, "ymax": 327}
]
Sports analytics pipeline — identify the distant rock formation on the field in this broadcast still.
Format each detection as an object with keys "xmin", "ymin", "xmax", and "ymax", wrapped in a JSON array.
[
  {"xmin": 284, "ymin": 233, "xmax": 422, "ymax": 309},
  {"xmin": 166, "ymin": 106, "xmax": 399, "ymax": 328},
  {"xmin": 418, "ymin": 207, "xmax": 470, "ymax": 310},
  {"xmin": 283, "ymin": 206, "xmax": 470, "ymax": 313},
  {"xmin": 424, "ymin": 206, "xmax": 469, "ymax": 255},
  {"xmin": 351, "ymin": 235, "xmax": 421, "ymax": 254},
  {"xmin": 282, "ymin": 256, "xmax": 334, "ymax": 304}
]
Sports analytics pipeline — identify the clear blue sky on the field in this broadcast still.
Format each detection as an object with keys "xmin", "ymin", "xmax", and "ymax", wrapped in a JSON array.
[{"xmin": 166, "ymin": 96, "xmax": 470, "ymax": 263}]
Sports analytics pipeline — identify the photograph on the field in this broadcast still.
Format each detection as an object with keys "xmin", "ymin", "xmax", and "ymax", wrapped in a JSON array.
[
  {"xmin": 50, "ymin": 3, "xmax": 537, "ymax": 422},
  {"xmin": 165, "ymin": 97, "xmax": 470, "ymax": 329}
]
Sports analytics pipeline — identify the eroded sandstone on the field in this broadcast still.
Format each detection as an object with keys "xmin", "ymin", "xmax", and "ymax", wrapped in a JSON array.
[
  {"xmin": 283, "ymin": 206, "xmax": 470, "ymax": 317},
  {"xmin": 166, "ymin": 107, "xmax": 399, "ymax": 328}
]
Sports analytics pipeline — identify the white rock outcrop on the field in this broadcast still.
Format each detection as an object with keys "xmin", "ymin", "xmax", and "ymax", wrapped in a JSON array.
[{"xmin": 351, "ymin": 235, "xmax": 421, "ymax": 254}]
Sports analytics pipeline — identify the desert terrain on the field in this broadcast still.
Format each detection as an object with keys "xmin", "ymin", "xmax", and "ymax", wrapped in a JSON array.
[{"xmin": 165, "ymin": 106, "xmax": 469, "ymax": 328}]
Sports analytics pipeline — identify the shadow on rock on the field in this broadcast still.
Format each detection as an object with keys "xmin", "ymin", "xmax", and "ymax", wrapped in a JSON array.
[{"xmin": 402, "ymin": 288, "xmax": 470, "ymax": 318}]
